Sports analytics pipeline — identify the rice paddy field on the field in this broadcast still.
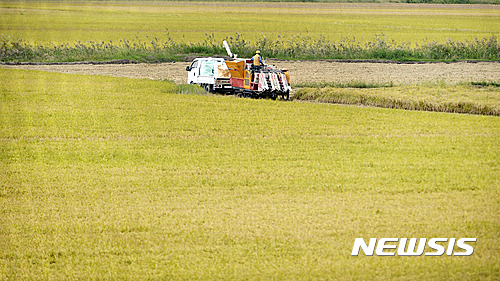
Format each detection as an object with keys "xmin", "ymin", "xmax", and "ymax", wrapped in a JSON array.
[
  {"xmin": 1, "ymin": 2, "xmax": 499, "ymax": 61},
  {"xmin": 1, "ymin": 67, "xmax": 499, "ymax": 279},
  {"xmin": 1, "ymin": 1, "xmax": 500, "ymax": 280},
  {"xmin": 1, "ymin": 1, "xmax": 498, "ymax": 44}
]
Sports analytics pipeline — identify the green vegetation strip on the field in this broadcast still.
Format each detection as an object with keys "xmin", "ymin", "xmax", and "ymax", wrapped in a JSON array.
[
  {"xmin": 1, "ymin": 68, "xmax": 499, "ymax": 279},
  {"xmin": 1, "ymin": 34, "xmax": 499, "ymax": 62},
  {"xmin": 293, "ymin": 82, "xmax": 500, "ymax": 115}
]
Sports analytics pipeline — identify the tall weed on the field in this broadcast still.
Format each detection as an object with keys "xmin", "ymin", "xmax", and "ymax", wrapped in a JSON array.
[{"xmin": 1, "ymin": 34, "xmax": 498, "ymax": 62}]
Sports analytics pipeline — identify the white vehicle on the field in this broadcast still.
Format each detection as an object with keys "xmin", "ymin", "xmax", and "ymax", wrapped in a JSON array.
[{"xmin": 186, "ymin": 57, "xmax": 232, "ymax": 93}]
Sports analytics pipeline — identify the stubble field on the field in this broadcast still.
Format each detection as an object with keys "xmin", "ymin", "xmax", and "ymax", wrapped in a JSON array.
[{"xmin": 4, "ymin": 59, "xmax": 499, "ymax": 85}]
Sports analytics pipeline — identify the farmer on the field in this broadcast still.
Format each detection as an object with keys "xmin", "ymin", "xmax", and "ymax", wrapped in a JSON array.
[{"xmin": 252, "ymin": 50, "xmax": 263, "ymax": 68}]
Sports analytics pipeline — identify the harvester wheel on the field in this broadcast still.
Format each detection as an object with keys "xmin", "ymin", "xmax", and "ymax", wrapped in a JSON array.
[{"xmin": 282, "ymin": 91, "xmax": 290, "ymax": 101}]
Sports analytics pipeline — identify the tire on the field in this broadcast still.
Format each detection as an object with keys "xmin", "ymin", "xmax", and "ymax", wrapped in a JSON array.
[
  {"xmin": 202, "ymin": 84, "xmax": 213, "ymax": 94},
  {"xmin": 283, "ymin": 91, "xmax": 290, "ymax": 101}
]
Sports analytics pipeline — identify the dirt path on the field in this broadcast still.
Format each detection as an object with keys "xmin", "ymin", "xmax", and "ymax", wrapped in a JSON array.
[{"xmin": 2, "ymin": 60, "xmax": 499, "ymax": 85}]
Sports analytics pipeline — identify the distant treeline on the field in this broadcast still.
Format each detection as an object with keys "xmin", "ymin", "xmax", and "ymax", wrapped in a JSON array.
[{"xmin": 1, "ymin": 34, "xmax": 498, "ymax": 63}]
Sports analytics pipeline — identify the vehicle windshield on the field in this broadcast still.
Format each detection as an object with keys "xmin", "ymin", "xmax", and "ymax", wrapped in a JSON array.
[{"xmin": 199, "ymin": 60, "xmax": 220, "ymax": 76}]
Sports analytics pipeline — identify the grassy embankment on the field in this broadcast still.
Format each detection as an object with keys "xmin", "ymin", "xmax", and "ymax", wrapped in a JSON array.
[
  {"xmin": 292, "ymin": 81, "xmax": 500, "ymax": 115},
  {"xmin": 1, "ymin": 2, "xmax": 499, "ymax": 62},
  {"xmin": 1, "ymin": 68, "xmax": 499, "ymax": 279}
]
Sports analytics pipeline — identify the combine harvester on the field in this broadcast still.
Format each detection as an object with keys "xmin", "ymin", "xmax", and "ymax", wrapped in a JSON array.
[{"xmin": 186, "ymin": 40, "xmax": 291, "ymax": 100}]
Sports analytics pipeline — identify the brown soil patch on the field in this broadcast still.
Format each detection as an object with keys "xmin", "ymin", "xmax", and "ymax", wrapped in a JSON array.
[
  {"xmin": 270, "ymin": 60, "xmax": 500, "ymax": 85},
  {"xmin": 2, "ymin": 63, "xmax": 188, "ymax": 84},
  {"xmin": 2, "ymin": 60, "xmax": 499, "ymax": 86}
]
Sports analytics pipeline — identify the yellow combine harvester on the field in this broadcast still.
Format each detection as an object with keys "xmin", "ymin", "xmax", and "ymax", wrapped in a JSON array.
[
  {"xmin": 186, "ymin": 41, "xmax": 291, "ymax": 100},
  {"xmin": 223, "ymin": 40, "xmax": 291, "ymax": 100}
]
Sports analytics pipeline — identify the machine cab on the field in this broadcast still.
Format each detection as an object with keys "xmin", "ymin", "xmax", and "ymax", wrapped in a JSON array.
[
  {"xmin": 186, "ymin": 58, "xmax": 232, "ymax": 93},
  {"xmin": 186, "ymin": 58, "xmax": 225, "ymax": 84}
]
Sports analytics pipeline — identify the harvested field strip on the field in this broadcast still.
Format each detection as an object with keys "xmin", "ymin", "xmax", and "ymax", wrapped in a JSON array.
[
  {"xmin": 293, "ymin": 81, "xmax": 395, "ymax": 88},
  {"xmin": 3, "ymin": 60, "xmax": 499, "ymax": 86},
  {"xmin": 293, "ymin": 84, "xmax": 500, "ymax": 115}
]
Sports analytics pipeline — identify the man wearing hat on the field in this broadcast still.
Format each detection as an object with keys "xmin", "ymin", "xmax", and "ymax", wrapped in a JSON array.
[{"xmin": 252, "ymin": 50, "xmax": 263, "ymax": 68}]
